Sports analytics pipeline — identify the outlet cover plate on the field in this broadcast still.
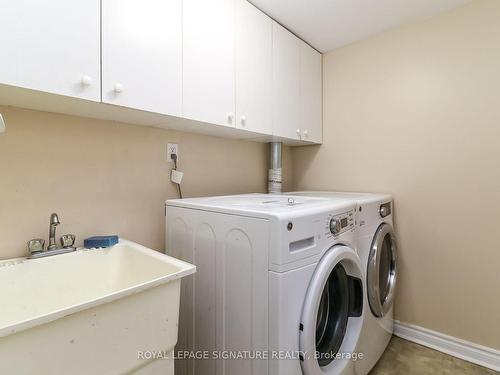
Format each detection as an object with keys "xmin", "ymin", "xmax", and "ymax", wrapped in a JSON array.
[{"xmin": 167, "ymin": 143, "xmax": 178, "ymax": 162}]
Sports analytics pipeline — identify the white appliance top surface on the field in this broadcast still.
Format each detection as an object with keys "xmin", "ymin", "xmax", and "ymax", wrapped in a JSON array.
[
  {"xmin": 288, "ymin": 191, "xmax": 392, "ymax": 204},
  {"xmin": 167, "ymin": 194, "xmax": 355, "ymax": 218}
]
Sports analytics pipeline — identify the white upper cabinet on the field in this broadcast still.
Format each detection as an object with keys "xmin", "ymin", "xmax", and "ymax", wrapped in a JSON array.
[
  {"xmin": 183, "ymin": 0, "xmax": 235, "ymax": 127},
  {"xmin": 235, "ymin": 0, "xmax": 273, "ymax": 135},
  {"xmin": 101, "ymin": 0, "xmax": 182, "ymax": 115},
  {"xmin": 300, "ymin": 41, "xmax": 322, "ymax": 143},
  {"xmin": 0, "ymin": 0, "xmax": 322, "ymax": 144},
  {"xmin": 272, "ymin": 21, "xmax": 301, "ymax": 140},
  {"xmin": 0, "ymin": 0, "xmax": 100, "ymax": 101}
]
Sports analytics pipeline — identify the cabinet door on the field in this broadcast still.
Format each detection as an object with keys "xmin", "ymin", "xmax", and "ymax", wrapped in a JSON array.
[
  {"xmin": 272, "ymin": 22, "xmax": 301, "ymax": 140},
  {"xmin": 300, "ymin": 41, "xmax": 322, "ymax": 143},
  {"xmin": 102, "ymin": 0, "xmax": 182, "ymax": 115},
  {"xmin": 0, "ymin": 0, "xmax": 100, "ymax": 101},
  {"xmin": 183, "ymin": 0, "xmax": 235, "ymax": 127},
  {"xmin": 235, "ymin": 0, "xmax": 272, "ymax": 135}
]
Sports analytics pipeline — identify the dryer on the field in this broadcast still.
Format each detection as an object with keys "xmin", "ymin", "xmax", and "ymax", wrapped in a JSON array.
[
  {"xmin": 166, "ymin": 194, "xmax": 365, "ymax": 375},
  {"xmin": 289, "ymin": 192, "xmax": 398, "ymax": 375}
]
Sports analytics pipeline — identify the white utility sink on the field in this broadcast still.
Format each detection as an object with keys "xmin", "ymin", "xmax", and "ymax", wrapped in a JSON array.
[{"xmin": 0, "ymin": 239, "xmax": 195, "ymax": 375}]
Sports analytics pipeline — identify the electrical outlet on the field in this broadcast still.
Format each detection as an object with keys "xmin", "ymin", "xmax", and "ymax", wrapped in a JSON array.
[{"xmin": 167, "ymin": 143, "xmax": 178, "ymax": 162}]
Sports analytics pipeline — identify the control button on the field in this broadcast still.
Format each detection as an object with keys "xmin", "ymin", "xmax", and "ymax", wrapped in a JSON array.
[{"xmin": 329, "ymin": 218, "xmax": 341, "ymax": 235}]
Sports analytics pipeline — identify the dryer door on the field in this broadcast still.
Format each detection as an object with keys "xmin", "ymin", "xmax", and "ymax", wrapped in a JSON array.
[
  {"xmin": 367, "ymin": 223, "xmax": 398, "ymax": 318},
  {"xmin": 299, "ymin": 245, "xmax": 364, "ymax": 375}
]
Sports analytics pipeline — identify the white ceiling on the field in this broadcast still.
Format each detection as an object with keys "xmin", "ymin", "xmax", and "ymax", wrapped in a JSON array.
[{"xmin": 249, "ymin": 0, "xmax": 472, "ymax": 52}]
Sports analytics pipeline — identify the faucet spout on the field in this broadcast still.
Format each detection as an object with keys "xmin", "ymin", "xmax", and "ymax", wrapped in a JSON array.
[
  {"xmin": 48, "ymin": 213, "xmax": 60, "ymax": 250},
  {"xmin": 50, "ymin": 213, "xmax": 60, "ymax": 225}
]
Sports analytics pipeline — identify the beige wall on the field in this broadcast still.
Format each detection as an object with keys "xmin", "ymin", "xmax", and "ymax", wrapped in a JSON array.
[
  {"xmin": 0, "ymin": 106, "xmax": 292, "ymax": 260},
  {"xmin": 292, "ymin": 0, "xmax": 500, "ymax": 349}
]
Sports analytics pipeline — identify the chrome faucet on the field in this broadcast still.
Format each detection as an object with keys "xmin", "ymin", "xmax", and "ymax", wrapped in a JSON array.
[
  {"xmin": 48, "ymin": 213, "xmax": 61, "ymax": 250},
  {"xmin": 27, "ymin": 213, "xmax": 76, "ymax": 259}
]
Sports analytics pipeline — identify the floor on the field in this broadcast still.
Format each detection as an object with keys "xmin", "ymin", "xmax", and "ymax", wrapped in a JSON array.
[{"xmin": 370, "ymin": 337, "xmax": 498, "ymax": 375}]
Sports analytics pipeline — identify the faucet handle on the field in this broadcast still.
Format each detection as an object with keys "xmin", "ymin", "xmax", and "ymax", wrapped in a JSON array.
[
  {"xmin": 60, "ymin": 234, "xmax": 76, "ymax": 248},
  {"xmin": 28, "ymin": 239, "xmax": 45, "ymax": 254}
]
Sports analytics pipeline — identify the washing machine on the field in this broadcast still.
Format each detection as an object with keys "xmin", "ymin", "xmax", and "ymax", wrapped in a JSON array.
[
  {"xmin": 289, "ymin": 192, "xmax": 398, "ymax": 375},
  {"xmin": 166, "ymin": 194, "xmax": 366, "ymax": 375}
]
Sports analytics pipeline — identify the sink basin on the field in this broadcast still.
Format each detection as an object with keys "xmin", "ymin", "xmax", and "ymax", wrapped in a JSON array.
[{"xmin": 0, "ymin": 239, "xmax": 195, "ymax": 374}]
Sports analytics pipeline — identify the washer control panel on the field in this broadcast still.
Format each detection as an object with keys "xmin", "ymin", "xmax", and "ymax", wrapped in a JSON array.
[{"xmin": 326, "ymin": 210, "xmax": 355, "ymax": 237}]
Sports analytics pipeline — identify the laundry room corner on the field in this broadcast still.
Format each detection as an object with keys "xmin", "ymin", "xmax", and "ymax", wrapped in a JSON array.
[{"xmin": 290, "ymin": 0, "xmax": 500, "ymax": 353}]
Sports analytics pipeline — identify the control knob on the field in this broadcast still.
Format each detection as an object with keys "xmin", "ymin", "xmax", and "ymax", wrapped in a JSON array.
[
  {"xmin": 329, "ymin": 218, "xmax": 341, "ymax": 235},
  {"xmin": 379, "ymin": 204, "xmax": 391, "ymax": 218}
]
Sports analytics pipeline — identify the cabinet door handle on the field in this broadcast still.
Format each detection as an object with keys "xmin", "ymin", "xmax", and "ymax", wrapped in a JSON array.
[
  {"xmin": 296, "ymin": 129, "xmax": 301, "ymax": 138},
  {"xmin": 227, "ymin": 112, "xmax": 234, "ymax": 124},
  {"xmin": 114, "ymin": 83, "xmax": 124, "ymax": 94},
  {"xmin": 240, "ymin": 115, "xmax": 246, "ymax": 127},
  {"xmin": 80, "ymin": 75, "xmax": 92, "ymax": 86},
  {"xmin": 302, "ymin": 130, "xmax": 309, "ymax": 138}
]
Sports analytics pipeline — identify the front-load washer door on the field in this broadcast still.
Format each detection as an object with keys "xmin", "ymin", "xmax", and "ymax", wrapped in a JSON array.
[
  {"xmin": 299, "ymin": 245, "xmax": 364, "ymax": 375},
  {"xmin": 367, "ymin": 223, "xmax": 398, "ymax": 318}
]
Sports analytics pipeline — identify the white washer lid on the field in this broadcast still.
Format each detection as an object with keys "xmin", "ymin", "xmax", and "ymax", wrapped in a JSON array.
[{"xmin": 166, "ymin": 193, "xmax": 355, "ymax": 219}]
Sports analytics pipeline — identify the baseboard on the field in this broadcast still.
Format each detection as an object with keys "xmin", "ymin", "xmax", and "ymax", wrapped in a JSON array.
[{"xmin": 393, "ymin": 321, "xmax": 500, "ymax": 372}]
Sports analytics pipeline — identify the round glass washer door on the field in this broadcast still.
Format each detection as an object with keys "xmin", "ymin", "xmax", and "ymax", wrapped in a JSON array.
[
  {"xmin": 299, "ymin": 245, "xmax": 364, "ymax": 375},
  {"xmin": 315, "ymin": 263, "xmax": 350, "ymax": 367},
  {"xmin": 367, "ymin": 223, "xmax": 398, "ymax": 318}
]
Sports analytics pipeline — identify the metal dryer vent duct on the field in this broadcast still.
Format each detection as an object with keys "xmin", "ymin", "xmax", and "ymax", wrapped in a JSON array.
[{"xmin": 268, "ymin": 142, "xmax": 282, "ymax": 193}]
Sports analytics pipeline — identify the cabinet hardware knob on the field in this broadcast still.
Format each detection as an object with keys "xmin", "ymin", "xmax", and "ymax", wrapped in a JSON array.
[
  {"xmin": 80, "ymin": 75, "xmax": 92, "ymax": 86},
  {"xmin": 114, "ymin": 83, "xmax": 124, "ymax": 94}
]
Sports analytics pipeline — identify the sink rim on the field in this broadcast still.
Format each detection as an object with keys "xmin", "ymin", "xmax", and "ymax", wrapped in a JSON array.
[{"xmin": 0, "ymin": 239, "xmax": 195, "ymax": 338}]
